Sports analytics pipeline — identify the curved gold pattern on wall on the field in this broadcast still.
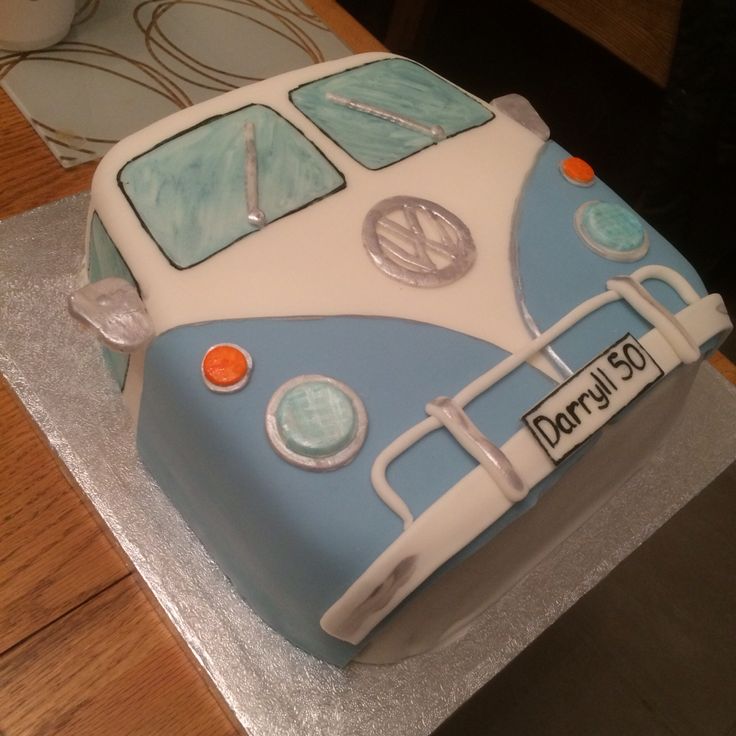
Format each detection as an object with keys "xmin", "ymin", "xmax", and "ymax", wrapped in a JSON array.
[
  {"xmin": 31, "ymin": 118, "xmax": 118, "ymax": 166},
  {"xmin": 0, "ymin": 40, "xmax": 192, "ymax": 166},
  {"xmin": 0, "ymin": 42, "xmax": 191, "ymax": 106},
  {"xmin": 133, "ymin": 0, "xmax": 327, "ymax": 92},
  {"xmin": 0, "ymin": 0, "xmax": 347, "ymax": 167},
  {"xmin": 73, "ymin": 0, "xmax": 101, "ymax": 26}
]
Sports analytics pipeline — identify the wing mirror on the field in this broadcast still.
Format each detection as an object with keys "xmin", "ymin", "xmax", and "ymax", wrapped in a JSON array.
[
  {"xmin": 68, "ymin": 277, "xmax": 154, "ymax": 352},
  {"xmin": 491, "ymin": 93, "xmax": 550, "ymax": 141}
]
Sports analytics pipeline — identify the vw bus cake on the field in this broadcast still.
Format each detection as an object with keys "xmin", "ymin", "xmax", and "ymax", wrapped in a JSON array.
[{"xmin": 69, "ymin": 54, "xmax": 732, "ymax": 665}]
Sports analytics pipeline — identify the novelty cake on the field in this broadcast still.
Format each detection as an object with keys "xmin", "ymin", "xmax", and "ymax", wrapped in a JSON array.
[{"xmin": 69, "ymin": 53, "xmax": 732, "ymax": 665}]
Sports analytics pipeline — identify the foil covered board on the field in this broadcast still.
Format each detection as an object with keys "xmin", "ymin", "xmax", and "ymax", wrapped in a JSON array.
[{"xmin": 1, "ymin": 193, "xmax": 735, "ymax": 735}]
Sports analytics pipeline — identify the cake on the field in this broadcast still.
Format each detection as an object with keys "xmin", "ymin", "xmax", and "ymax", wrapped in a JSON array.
[{"xmin": 69, "ymin": 53, "xmax": 732, "ymax": 666}]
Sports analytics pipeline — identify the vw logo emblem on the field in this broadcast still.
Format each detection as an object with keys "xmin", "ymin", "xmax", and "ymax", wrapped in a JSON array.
[{"xmin": 362, "ymin": 196, "xmax": 476, "ymax": 287}]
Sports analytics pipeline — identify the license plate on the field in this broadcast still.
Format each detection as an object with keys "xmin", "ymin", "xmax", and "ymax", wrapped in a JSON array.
[{"xmin": 523, "ymin": 334, "xmax": 664, "ymax": 464}]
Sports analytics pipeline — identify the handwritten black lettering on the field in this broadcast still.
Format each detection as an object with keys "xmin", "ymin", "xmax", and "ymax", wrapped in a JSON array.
[
  {"xmin": 532, "ymin": 415, "xmax": 560, "ymax": 447},
  {"xmin": 588, "ymin": 382, "xmax": 610, "ymax": 410},
  {"xmin": 523, "ymin": 335, "xmax": 663, "ymax": 463}
]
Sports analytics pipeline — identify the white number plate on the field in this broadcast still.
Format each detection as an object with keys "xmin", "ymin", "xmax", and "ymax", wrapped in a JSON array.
[{"xmin": 523, "ymin": 334, "xmax": 664, "ymax": 464}]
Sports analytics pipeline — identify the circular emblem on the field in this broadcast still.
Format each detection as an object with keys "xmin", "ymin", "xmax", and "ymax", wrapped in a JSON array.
[{"xmin": 362, "ymin": 196, "xmax": 476, "ymax": 287}]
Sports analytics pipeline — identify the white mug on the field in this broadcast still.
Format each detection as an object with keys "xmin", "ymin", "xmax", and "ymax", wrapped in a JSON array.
[{"xmin": 0, "ymin": 0, "xmax": 76, "ymax": 51}]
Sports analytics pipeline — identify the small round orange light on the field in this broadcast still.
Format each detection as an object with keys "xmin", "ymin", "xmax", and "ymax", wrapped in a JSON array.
[
  {"xmin": 561, "ymin": 156, "xmax": 595, "ymax": 186},
  {"xmin": 202, "ymin": 344, "xmax": 251, "ymax": 391}
]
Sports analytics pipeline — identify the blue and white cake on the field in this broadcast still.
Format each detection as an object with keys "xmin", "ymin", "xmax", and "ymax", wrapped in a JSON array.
[{"xmin": 70, "ymin": 54, "xmax": 732, "ymax": 665}]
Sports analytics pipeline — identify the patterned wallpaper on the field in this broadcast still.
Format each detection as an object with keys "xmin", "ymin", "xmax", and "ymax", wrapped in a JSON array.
[{"xmin": 0, "ymin": 0, "xmax": 350, "ymax": 167}]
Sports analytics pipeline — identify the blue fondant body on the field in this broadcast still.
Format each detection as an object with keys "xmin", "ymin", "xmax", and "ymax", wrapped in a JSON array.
[
  {"xmin": 138, "ymin": 316, "xmax": 557, "ymax": 665},
  {"xmin": 131, "ymin": 139, "xmax": 712, "ymax": 667},
  {"xmin": 514, "ymin": 141, "xmax": 706, "ymax": 370}
]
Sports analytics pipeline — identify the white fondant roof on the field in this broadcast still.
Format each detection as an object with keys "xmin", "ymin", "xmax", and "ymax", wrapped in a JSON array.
[{"xmin": 92, "ymin": 53, "xmax": 545, "ymax": 365}]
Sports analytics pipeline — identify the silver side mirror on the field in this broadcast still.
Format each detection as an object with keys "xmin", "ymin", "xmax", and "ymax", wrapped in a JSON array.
[
  {"xmin": 491, "ymin": 93, "xmax": 550, "ymax": 141},
  {"xmin": 68, "ymin": 277, "xmax": 154, "ymax": 352}
]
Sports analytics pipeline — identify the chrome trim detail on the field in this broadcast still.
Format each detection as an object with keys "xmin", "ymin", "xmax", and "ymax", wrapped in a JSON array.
[
  {"xmin": 244, "ymin": 122, "xmax": 266, "ymax": 228},
  {"xmin": 326, "ymin": 92, "xmax": 446, "ymax": 141},
  {"xmin": 491, "ymin": 93, "xmax": 549, "ymax": 141},
  {"xmin": 68, "ymin": 276, "xmax": 154, "ymax": 353},
  {"xmin": 607, "ymin": 276, "xmax": 700, "ymax": 363},
  {"xmin": 426, "ymin": 397, "xmax": 527, "ymax": 502},
  {"xmin": 362, "ymin": 196, "xmax": 475, "ymax": 288}
]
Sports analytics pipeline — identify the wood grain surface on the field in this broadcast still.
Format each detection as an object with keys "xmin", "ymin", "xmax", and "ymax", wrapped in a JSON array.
[
  {"xmin": 531, "ymin": 0, "xmax": 682, "ymax": 86},
  {"xmin": 0, "ymin": 380, "xmax": 129, "ymax": 655},
  {"xmin": 0, "ymin": 576, "xmax": 239, "ymax": 736},
  {"xmin": 709, "ymin": 351, "xmax": 736, "ymax": 387},
  {"xmin": 307, "ymin": 0, "xmax": 383, "ymax": 53},
  {"xmin": 0, "ymin": 89, "xmax": 96, "ymax": 219}
]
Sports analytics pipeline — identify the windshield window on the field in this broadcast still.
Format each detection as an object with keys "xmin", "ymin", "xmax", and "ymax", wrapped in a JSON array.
[
  {"xmin": 290, "ymin": 58, "xmax": 493, "ymax": 170},
  {"xmin": 119, "ymin": 104, "xmax": 345, "ymax": 269}
]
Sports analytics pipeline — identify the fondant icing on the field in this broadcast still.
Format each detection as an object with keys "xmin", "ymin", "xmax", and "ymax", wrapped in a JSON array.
[{"xmin": 74, "ymin": 53, "xmax": 732, "ymax": 666}]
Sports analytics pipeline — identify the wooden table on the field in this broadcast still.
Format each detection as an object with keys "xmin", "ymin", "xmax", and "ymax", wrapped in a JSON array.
[
  {"xmin": 1, "ymin": 5, "xmax": 734, "ymax": 734},
  {"xmin": 530, "ymin": 0, "xmax": 683, "ymax": 87},
  {"xmin": 0, "ymin": 4, "xmax": 381, "ymax": 734},
  {"xmin": 381, "ymin": 0, "xmax": 682, "ymax": 87}
]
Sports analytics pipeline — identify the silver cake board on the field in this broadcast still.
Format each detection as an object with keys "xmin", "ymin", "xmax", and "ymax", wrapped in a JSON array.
[{"xmin": 2, "ymin": 194, "xmax": 735, "ymax": 736}]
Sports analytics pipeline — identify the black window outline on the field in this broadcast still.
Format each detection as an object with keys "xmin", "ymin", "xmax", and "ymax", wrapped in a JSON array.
[
  {"xmin": 117, "ymin": 104, "xmax": 347, "ymax": 271},
  {"xmin": 288, "ymin": 58, "xmax": 495, "ymax": 172}
]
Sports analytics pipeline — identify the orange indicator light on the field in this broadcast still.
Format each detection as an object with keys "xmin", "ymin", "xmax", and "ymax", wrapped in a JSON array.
[
  {"xmin": 202, "ymin": 344, "xmax": 251, "ymax": 391},
  {"xmin": 561, "ymin": 156, "xmax": 595, "ymax": 186}
]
